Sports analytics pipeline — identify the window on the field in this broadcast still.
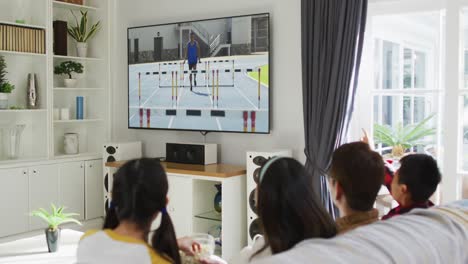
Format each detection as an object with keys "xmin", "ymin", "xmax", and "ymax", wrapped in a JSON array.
[
  {"xmin": 352, "ymin": 1, "xmax": 468, "ymax": 201},
  {"xmin": 371, "ymin": 18, "xmax": 441, "ymax": 158}
]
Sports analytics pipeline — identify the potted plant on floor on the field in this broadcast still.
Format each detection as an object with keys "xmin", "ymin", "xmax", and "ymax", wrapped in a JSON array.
[
  {"xmin": 31, "ymin": 204, "xmax": 81, "ymax": 253},
  {"xmin": 0, "ymin": 55, "xmax": 15, "ymax": 109},
  {"xmin": 68, "ymin": 11, "xmax": 101, "ymax": 57},
  {"xmin": 54, "ymin": 61, "xmax": 84, "ymax": 88},
  {"xmin": 373, "ymin": 114, "xmax": 436, "ymax": 159}
]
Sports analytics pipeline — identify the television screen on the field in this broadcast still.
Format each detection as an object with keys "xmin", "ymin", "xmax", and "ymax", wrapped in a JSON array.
[{"xmin": 128, "ymin": 13, "xmax": 270, "ymax": 133}]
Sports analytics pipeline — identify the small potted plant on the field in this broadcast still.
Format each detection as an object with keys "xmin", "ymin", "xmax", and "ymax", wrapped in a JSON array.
[
  {"xmin": 373, "ymin": 114, "xmax": 436, "ymax": 158},
  {"xmin": 54, "ymin": 61, "xmax": 84, "ymax": 88},
  {"xmin": 0, "ymin": 55, "xmax": 15, "ymax": 109},
  {"xmin": 68, "ymin": 10, "xmax": 101, "ymax": 57},
  {"xmin": 31, "ymin": 204, "xmax": 81, "ymax": 253}
]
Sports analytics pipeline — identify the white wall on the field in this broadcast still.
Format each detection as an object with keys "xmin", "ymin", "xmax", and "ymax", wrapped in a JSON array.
[{"xmin": 111, "ymin": 0, "xmax": 304, "ymax": 165}]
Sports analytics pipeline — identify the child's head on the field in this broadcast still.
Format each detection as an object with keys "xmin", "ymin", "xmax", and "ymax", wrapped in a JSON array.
[
  {"xmin": 328, "ymin": 142, "xmax": 385, "ymax": 214},
  {"xmin": 391, "ymin": 154, "xmax": 441, "ymax": 206},
  {"xmin": 255, "ymin": 157, "xmax": 337, "ymax": 255},
  {"xmin": 103, "ymin": 158, "xmax": 180, "ymax": 264}
]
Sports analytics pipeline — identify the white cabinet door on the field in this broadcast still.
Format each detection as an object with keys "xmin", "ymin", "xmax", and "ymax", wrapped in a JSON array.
[
  {"xmin": 85, "ymin": 159, "xmax": 104, "ymax": 220},
  {"xmin": 29, "ymin": 164, "xmax": 60, "ymax": 230},
  {"xmin": 0, "ymin": 168, "xmax": 29, "ymax": 237},
  {"xmin": 165, "ymin": 175, "xmax": 193, "ymax": 237},
  {"xmin": 59, "ymin": 161, "xmax": 85, "ymax": 221}
]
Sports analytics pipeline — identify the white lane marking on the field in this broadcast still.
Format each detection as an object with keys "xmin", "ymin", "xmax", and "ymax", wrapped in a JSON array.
[
  {"xmin": 216, "ymin": 117, "xmax": 222, "ymax": 131},
  {"xmin": 233, "ymin": 84, "xmax": 258, "ymax": 110},
  {"xmin": 142, "ymin": 86, "xmax": 161, "ymax": 107},
  {"xmin": 168, "ymin": 116, "xmax": 175, "ymax": 128}
]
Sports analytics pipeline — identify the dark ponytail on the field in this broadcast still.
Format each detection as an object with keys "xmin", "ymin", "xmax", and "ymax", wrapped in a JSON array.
[
  {"xmin": 152, "ymin": 211, "xmax": 181, "ymax": 264},
  {"xmin": 103, "ymin": 204, "xmax": 119, "ymax": 229},
  {"xmin": 102, "ymin": 159, "xmax": 181, "ymax": 264}
]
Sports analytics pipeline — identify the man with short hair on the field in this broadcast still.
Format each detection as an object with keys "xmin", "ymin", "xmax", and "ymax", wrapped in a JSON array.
[
  {"xmin": 328, "ymin": 142, "xmax": 385, "ymax": 233},
  {"xmin": 183, "ymin": 32, "xmax": 202, "ymax": 91}
]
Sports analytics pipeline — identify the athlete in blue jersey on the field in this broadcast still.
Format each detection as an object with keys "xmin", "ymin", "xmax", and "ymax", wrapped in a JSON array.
[{"xmin": 183, "ymin": 32, "xmax": 201, "ymax": 91}]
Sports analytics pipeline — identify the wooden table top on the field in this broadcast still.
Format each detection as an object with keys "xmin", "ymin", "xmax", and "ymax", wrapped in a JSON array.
[{"xmin": 105, "ymin": 160, "xmax": 246, "ymax": 178}]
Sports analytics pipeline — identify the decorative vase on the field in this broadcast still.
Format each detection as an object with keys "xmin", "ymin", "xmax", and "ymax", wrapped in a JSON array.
[
  {"xmin": 27, "ymin": 73, "xmax": 38, "ymax": 109},
  {"xmin": 2, "ymin": 124, "xmax": 26, "ymax": 159},
  {"xmin": 0, "ymin": 93, "xmax": 8, "ymax": 109},
  {"xmin": 45, "ymin": 228, "xmax": 61, "ymax": 253},
  {"xmin": 76, "ymin": 42, "xmax": 88, "ymax": 57},
  {"xmin": 64, "ymin": 79, "xmax": 77, "ymax": 88},
  {"xmin": 64, "ymin": 133, "xmax": 79, "ymax": 154},
  {"xmin": 214, "ymin": 184, "xmax": 222, "ymax": 213}
]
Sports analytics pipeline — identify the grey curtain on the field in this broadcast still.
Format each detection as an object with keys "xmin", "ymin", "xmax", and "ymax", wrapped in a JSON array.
[{"xmin": 301, "ymin": 0, "xmax": 368, "ymax": 218}]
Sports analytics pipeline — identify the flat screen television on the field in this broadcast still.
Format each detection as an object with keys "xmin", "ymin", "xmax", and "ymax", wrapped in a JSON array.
[{"xmin": 127, "ymin": 13, "xmax": 270, "ymax": 133}]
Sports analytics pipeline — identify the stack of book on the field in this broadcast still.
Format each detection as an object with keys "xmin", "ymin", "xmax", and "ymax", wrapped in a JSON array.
[
  {"xmin": 0, "ymin": 24, "xmax": 46, "ymax": 54},
  {"xmin": 56, "ymin": 0, "xmax": 83, "ymax": 5}
]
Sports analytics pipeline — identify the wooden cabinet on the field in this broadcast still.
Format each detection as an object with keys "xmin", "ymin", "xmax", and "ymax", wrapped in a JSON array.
[
  {"xmin": 85, "ymin": 159, "xmax": 104, "ymax": 220},
  {"xmin": 0, "ymin": 168, "xmax": 29, "ymax": 237},
  {"xmin": 29, "ymin": 164, "xmax": 60, "ymax": 230},
  {"xmin": 59, "ymin": 161, "xmax": 85, "ymax": 221}
]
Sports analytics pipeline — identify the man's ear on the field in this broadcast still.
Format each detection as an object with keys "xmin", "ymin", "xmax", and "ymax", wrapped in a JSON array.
[
  {"xmin": 400, "ymin": 184, "xmax": 409, "ymax": 194},
  {"xmin": 166, "ymin": 197, "xmax": 169, "ymax": 206},
  {"xmin": 335, "ymin": 181, "xmax": 344, "ymax": 201}
]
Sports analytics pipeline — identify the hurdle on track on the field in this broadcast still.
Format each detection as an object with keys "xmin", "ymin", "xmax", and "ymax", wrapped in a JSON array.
[
  {"xmin": 212, "ymin": 70, "xmax": 215, "ymax": 104},
  {"xmin": 258, "ymin": 68, "xmax": 261, "ymax": 109},
  {"xmin": 251, "ymin": 111, "xmax": 256, "ymax": 133},
  {"xmin": 175, "ymin": 71, "xmax": 178, "ymax": 106},
  {"xmin": 138, "ymin": 72, "xmax": 141, "ymax": 107},
  {"xmin": 216, "ymin": 69, "xmax": 219, "ymax": 107},
  {"xmin": 145, "ymin": 68, "xmax": 260, "ymax": 89},
  {"xmin": 171, "ymin": 71, "xmax": 174, "ymax": 106},
  {"xmin": 146, "ymin": 109, "xmax": 151, "ymax": 128},
  {"xmin": 136, "ymin": 62, "xmax": 264, "ymax": 110},
  {"xmin": 139, "ymin": 108, "xmax": 143, "ymax": 127}
]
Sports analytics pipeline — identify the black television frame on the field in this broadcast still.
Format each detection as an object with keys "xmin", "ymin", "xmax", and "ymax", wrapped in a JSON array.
[{"xmin": 127, "ymin": 13, "xmax": 271, "ymax": 134}]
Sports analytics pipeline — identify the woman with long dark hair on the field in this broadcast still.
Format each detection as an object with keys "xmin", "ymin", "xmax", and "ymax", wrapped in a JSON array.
[
  {"xmin": 77, "ymin": 158, "xmax": 198, "ymax": 264},
  {"xmin": 201, "ymin": 157, "xmax": 337, "ymax": 264}
]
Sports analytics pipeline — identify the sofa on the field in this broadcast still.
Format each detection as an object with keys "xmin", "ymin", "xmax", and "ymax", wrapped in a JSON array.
[{"xmin": 253, "ymin": 200, "xmax": 468, "ymax": 264}]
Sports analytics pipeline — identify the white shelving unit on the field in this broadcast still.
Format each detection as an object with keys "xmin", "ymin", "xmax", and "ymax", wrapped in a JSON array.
[
  {"xmin": 0, "ymin": 0, "xmax": 111, "ymax": 164},
  {"xmin": 52, "ymin": 0, "xmax": 99, "ymax": 11}
]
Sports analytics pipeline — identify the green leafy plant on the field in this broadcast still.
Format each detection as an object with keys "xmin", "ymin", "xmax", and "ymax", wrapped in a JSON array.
[
  {"xmin": 0, "ymin": 55, "xmax": 15, "ymax": 94},
  {"xmin": 68, "ymin": 11, "xmax": 101, "ymax": 43},
  {"xmin": 373, "ymin": 114, "xmax": 437, "ymax": 157},
  {"xmin": 54, "ymin": 61, "xmax": 84, "ymax": 79},
  {"xmin": 31, "ymin": 204, "xmax": 81, "ymax": 231}
]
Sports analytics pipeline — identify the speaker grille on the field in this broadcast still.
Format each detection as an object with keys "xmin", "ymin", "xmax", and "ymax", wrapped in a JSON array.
[
  {"xmin": 253, "ymin": 167, "xmax": 261, "ymax": 184},
  {"xmin": 104, "ymin": 173, "xmax": 108, "ymax": 192},
  {"xmin": 106, "ymin": 146, "xmax": 116, "ymax": 155},
  {"xmin": 249, "ymin": 189, "xmax": 257, "ymax": 214},
  {"xmin": 249, "ymin": 218, "xmax": 262, "ymax": 239},
  {"xmin": 107, "ymin": 156, "xmax": 116, "ymax": 163},
  {"xmin": 253, "ymin": 156, "xmax": 267, "ymax": 166}
]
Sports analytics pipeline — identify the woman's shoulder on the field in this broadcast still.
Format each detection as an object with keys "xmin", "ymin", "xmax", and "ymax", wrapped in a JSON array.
[
  {"xmin": 232, "ymin": 235, "xmax": 271, "ymax": 263},
  {"xmin": 79, "ymin": 229, "xmax": 101, "ymax": 241},
  {"xmin": 146, "ymin": 245, "xmax": 172, "ymax": 264}
]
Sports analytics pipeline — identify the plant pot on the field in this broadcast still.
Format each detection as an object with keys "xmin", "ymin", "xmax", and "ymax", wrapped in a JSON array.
[
  {"xmin": 76, "ymin": 42, "xmax": 88, "ymax": 57},
  {"xmin": 0, "ymin": 93, "xmax": 8, "ymax": 109},
  {"xmin": 45, "ymin": 228, "xmax": 61, "ymax": 253},
  {"xmin": 64, "ymin": 79, "xmax": 78, "ymax": 88}
]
